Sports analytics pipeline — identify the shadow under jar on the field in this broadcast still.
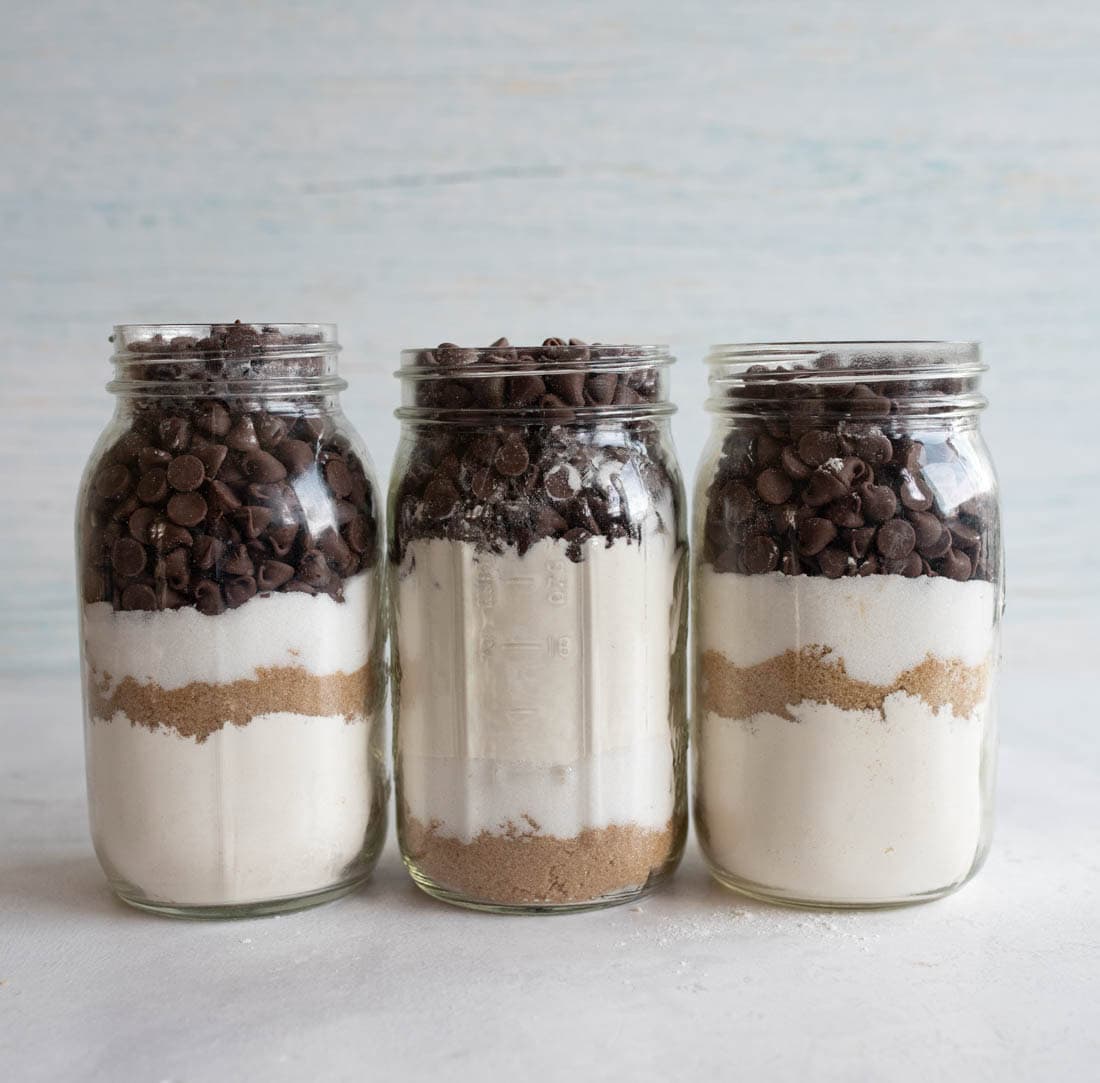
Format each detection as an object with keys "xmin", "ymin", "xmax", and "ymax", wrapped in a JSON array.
[
  {"xmin": 693, "ymin": 342, "xmax": 1003, "ymax": 909},
  {"xmin": 390, "ymin": 339, "xmax": 689, "ymax": 913},
  {"xmin": 76, "ymin": 323, "xmax": 388, "ymax": 917}
]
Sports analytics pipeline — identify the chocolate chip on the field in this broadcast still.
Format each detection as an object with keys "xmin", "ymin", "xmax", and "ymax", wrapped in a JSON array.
[
  {"xmin": 344, "ymin": 517, "xmax": 371, "ymax": 555},
  {"xmin": 898, "ymin": 469, "xmax": 934, "ymax": 511},
  {"xmin": 158, "ymin": 417, "xmax": 191, "ymax": 453},
  {"xmin": 254, "ymin": 413, "xmax": 288, "ymax": 449},
  {"xmin": 749, "ymin": 432, "xmax": 781, "ymax": 467},
  {"xmin": 128, "ymin": 506, "xmax": 158, "ymax": 543},
  {"xmin": 544, "ymin": 371, "xmax": 585, "ymax": 407},
  {"xmin": 164, "ymin": 548, "xmax": 191, "ymax": 591},
  {"xmin": 93, "ymin": 465, "xmax": 133, "ymax": 501},
  {"xmin": 797, "ymin": 430, "xmax": 839, "ymax": 467},
  {"xmin": 192, "ymin": 535, "xmax": 224, "ymax": 570},
  {"xmin": 234, "ymin": 505, "xmax": 272, "ymax": 538},
  {"xmin": 166, "ymin": 454, "xmax": 206, "ymax": 492},
  {"xmin": 827, "ymin": 493, "xmax": 863, "ymax": 528},
  {"xmin": 848, "ymin": 526, "xmax": 877, "ymax": 558},
  {"xmin": 136, "ymin": 468, "xmax": 169, "ymax": 505},
  {"xmin": 586, "ymin": 372, "xmax": 618, "ymax": 405},
  {"xmin": 494, "ymin": 439, "xmax": 529, "ymax": 477},
  {"xmin": 268, "ymin": 523, "xmax": 299, "ymax": 557},
  {"xmin": 423, "ymin": 478, "xmax": 459, "ymax": 519},
  {"xmin": 324, "ymin": 458, "xmax": 352, "ymax": 497},
  {"xmin": 939, "ymin": 548, "xmax": 973, "ymax": 581},
  {"xmin": 780, "ymin": 445, "xmax": 812, "ymax": 480},
  {"xmin": 798, "ymin": 517, "xmax": 837, "ymax": 556},
  {"xmin": 947, "ymin": 519, "xmax": 981, "ymax": 549},
  {"xmin": 121, "ymin": 583, "xmax": 158, "ymax": 611},
  {"xmin": 884, "ymin": 552, "xmax": 923, "ymax": 577},
  {"xmin": 920, "ymin": 526, "xmax": 952, "ymax": 559},
  {"xmin": 111, "ymin": 537, "xmax": 146, "ymax": 578},
  {"xmin": 275, "ymin": 439, "xmax": 315, "ymax": 475},
  {"xmin": 509, "ymin": 374, "xmax": 546, "ymax": 407},
  {"xmin": 858, "ymin": 482, "xmax": 897, "ymax": 523},
  {"xmin": 166, "ymin": 492, "xmax": 207, "ymax": 527},
  {"xmin": 195, "ymin": 402, "xmax": 231, "ymax": 437},
  {"xmin": 194, "ymin": 579, "xmax": 226, "ymax": 615},
  {"xmin": 852, "ymin": 431, "xmax": 893, "ymax": 465},
  {"xmin": 743, "ymin": 534, "xmax": 780, "ymax": 574},
  {"xmin": 225, "ymin": 415, "xmax": 259, "ymax": 452},
  {"xmin": 817, "ymin": 546, "xmax": 852, "ymax": 579},
  {"xmin": 243, "ymin": 450, "xmax": 288, "ymax": 484},
  {"xmin": 804, "ymin": 467, "xmax": 849, "ymax": 507},
  {"xmin": 908, "ymin": 510, "xmax": 943, "ymax": 550},
  {"xmin": 138, "ymin": 447, "xmax": 172, "ymax": 470},
  {"xmin": 224, "ymin": 575, "xmax": 258, "ymax": 608},
  {"xmin": 193, "ymin": 444, "xmax": 228, "ymax": 480},
  {"xmin": 297, "ymin": 549, "xmax": 330, "ymax": 586},
  {"xmin": 876, "ymin": 518, "xmax": 917, "ymax": 559},
  {"xmin": 754, "ymin": 467, "xmax": 792, "ymax": 505},
  {"xmin": 208, "ymin": 479, "xmax": 242, "ymax": 514},
  {"xmin": 257, "ymin": 560, "xmax": 295, "ymax": 591}
]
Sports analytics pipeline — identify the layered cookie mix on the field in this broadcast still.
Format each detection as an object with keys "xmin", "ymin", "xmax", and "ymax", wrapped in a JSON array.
[
  {"xmin": 79, "ymin": 323, "xmax": 386, "ymax": 910},
  {"xmin": 694, "ymin": 344, "xmax": 1000, "ymax": 905},
  {"xmin": 392, "ymin": 339, "xmax": 688, "ymax": 909}
]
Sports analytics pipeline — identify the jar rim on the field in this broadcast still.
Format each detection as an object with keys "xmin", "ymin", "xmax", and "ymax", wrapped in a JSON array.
[
  {"xmin": 398, "ymin": 342, "xmax": 673, "ymax": 378},
  {"xmin": 706, "ymin": 340, "xmax": 983, "ymax": 375},
  {"xmin": 110, "ymin": 322, "xmax": 339, "ymax": 361}
]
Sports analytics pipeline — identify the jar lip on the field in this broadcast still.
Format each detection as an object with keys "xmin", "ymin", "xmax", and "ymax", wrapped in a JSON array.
[
  {"xmin": 110, "ymin": 322, "xmax": 339, "ymax": 360},
  {"xmin": 398, "ymin": 342, "xmax": 673, "ymax": 378},
  {"xmin": 706, "ymin": 340, "xmax": 983, "ymax": 375}
]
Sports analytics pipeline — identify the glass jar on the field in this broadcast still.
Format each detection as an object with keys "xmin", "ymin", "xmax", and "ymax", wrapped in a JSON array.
[
  {"xmin": 693, "ymin": 342, "xmax": 1003, "ymax": 908},
  {"xmin": 390, "ymin": 338, "xmax": 689, "ymax": 913},
  {"xmin": 76, "ymin": 322, "xmax": 388, "ymax": 917}
]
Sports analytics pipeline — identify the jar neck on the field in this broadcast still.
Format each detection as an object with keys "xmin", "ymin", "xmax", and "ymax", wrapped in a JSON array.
[
  {"xmin": 396, "ymin": 340, "xmax": 676, "ymax": 424},
  {"xmin": 108, "ymin": 322, "xmax": 345, "ymax": 399},
  {"xmin": 706, "ymin": 341, "xmax": 987, "ymax": 421}
]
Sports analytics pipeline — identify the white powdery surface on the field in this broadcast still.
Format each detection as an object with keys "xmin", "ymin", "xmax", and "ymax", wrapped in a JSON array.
[
  {"xmin": 87, "ymin": 711, "xmax": 374, "ymax": 906},
  {"xmin": 83, "ymin": 571, "xmax": 377, "ymax": 689},
  {"xmin": 394, "ymin": 534, "xmax": 685, "ymax": 838},
  {"xmin": 698, "ymin": 694, "xmax": 993, "ymax": 903},
  {"xmin": 696, "ymin": 568, "xmax": 997, "ymax": 685}
]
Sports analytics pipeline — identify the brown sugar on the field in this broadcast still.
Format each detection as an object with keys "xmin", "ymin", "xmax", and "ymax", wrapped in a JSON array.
[
  {"xmin": 402, "ymin": 814, "xmax": 680, "ymax": 907},
  {"xmin": 700, "ymin": 646, "xmax": 990, "ymax": 723},
  {"xmin": 87, "ymin": 662, "xmax": 379, "ymax": 742}
]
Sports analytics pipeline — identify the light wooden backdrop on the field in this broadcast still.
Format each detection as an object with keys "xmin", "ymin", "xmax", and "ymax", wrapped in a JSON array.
[{"xmin": 3, "ymin": 0, "xmax": 1097, "ymax": 681}]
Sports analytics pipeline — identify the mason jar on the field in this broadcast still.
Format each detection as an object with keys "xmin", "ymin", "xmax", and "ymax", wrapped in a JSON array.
[
  {"xmin": 390, "ymin": 338, "xmax": 689, "ymax": 913},
  {"xmin": 76, "ymin": 322, "xmax": 388, "ymax": 917},
  {"xmin": 693, "ymin": 342, "xmax": 1003, "ymax": 908}
]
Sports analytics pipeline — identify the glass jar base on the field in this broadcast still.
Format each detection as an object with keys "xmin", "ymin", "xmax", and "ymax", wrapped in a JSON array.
[
  {"xmin": 704, "ymin": 863, "xmax": 973, "ymax": 911},
  {"xmin": 405, "ymin": 860, "xmax": 672, "ymax": 915},
  {"xmin": 112, "ymin": 874, "xmax": 370, "ymax": 920}
]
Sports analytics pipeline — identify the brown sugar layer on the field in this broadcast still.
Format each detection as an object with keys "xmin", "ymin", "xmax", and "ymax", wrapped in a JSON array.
[
  {"xmin": 87, "ymin": 663, "xmax": 377, "ymax": 743},
  {"xmin": 701, "ymin": 647, "xmax": 990, "ymax": 723},
  {"xmin": 402, "ymin": 816, "xmax": 676, "ymax": 906}
]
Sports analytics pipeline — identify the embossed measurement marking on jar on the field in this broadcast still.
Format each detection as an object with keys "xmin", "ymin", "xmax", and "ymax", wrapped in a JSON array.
[{"xmin": 472, "ymin": 556, "xmax": 579, "ymax": 734}]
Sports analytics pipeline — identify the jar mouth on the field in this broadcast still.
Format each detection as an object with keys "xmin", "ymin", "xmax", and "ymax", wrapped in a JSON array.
[
  {"xmin": 107, "ymin": 322, "xmax": 344, "ymax": 396},
  {"xmin": 706, "ymin": 341, "xmax": 986, "ymax": 416},
  {"xmin": 398, "ymin": 342, "xmax": 672, "ymax": 376},
  {"xmin": 706, "ymin": 341, "xmax": 983, "ymax": 377},
  {"xmin": 396, "ymin": 341, "xmax": 675, "ymax": 422},
  {"xmin": 111, "ymin": 322, "xmax": 339, "ymax": 360}
]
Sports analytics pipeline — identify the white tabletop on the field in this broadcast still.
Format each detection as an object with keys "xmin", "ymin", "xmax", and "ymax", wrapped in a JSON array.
[
  {"xmin": 3, "ymin": 1, "xmax": 1099, "ymax": 1078},
  {"xmin": 3, "ymin": 662, "xmax": 1097, "ymax": 1082}
]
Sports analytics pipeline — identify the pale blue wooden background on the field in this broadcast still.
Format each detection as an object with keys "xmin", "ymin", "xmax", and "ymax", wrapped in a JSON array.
[{"xmin": 3, "ymin": 0, "xmax": 1097, "ymax": 677}]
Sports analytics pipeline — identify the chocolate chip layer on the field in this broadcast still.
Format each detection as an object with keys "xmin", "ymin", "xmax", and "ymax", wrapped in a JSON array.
[
  {"xmin": 703, "ymin": 358, "xmax": 995, "ymax": 581},
  {"xmin": 82, "ymin": 323, "xmax": 378, "ymax": 613},
  {"xmin": 392, "ymin": 338, "xmax": 678, "ymax": 564}
]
